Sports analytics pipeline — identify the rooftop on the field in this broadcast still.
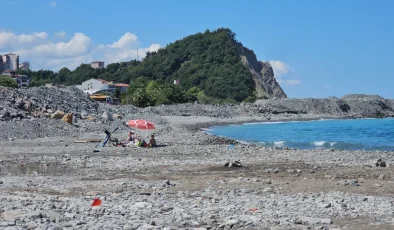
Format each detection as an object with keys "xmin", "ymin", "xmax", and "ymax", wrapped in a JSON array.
[
  {"xmin": 115, "ymin": 83, "xmax": 129, "ymax": 87},
  {"xmin": 97, "ymin": 78, "xmax": 111, "ymax": 84}
]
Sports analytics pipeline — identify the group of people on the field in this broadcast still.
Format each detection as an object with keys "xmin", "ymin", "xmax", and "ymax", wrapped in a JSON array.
[{"xmin": 121, "ymin": 130, "xmax": 157, "ymax": 148}]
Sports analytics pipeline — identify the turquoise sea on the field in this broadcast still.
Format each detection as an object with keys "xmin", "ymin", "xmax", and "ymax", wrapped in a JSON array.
[{"xmin": 206, "ymin": 118, "xmax": 394, "ymax": 151}]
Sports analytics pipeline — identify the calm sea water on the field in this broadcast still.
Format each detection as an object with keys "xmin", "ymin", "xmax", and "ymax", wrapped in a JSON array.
[{"xmin": 206, "ymin": 118, "xmax": 394, "ymax": 151}]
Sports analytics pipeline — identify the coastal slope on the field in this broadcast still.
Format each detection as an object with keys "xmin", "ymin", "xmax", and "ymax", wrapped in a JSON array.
[
  {"xmin": 238, "ymin": 46, "xmax": 287, "ymax": 99},
  {"xmin": 18, "ymin": 28, "xmax": 287, "ymax": 102}
]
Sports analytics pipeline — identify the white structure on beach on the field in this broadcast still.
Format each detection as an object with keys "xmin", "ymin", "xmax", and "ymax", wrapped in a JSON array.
[{"xmin": 75, "ymin": 78, "xmax": 129, "ymax": 95}]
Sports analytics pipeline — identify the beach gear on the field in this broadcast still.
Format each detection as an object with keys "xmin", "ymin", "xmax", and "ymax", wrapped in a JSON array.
[
  {"xmin": 93, "ymin": 126, "xmax": 119, "ymax": 152},
  {"xmin": 126, "ymin": 119, "xmax": 155, "ymax": 130}
]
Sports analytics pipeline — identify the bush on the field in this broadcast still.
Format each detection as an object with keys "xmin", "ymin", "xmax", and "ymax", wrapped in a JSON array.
[
  {"xmin": 197, "ymin": 91, "xmax": 213, "ymax": 104},
  {"xmin": 0, "ymin": 76, "xmax": 18, "ymax": 88},
  {"xmin": 243, "ymin": 91, "xmax": 257, "ymax": 103}
]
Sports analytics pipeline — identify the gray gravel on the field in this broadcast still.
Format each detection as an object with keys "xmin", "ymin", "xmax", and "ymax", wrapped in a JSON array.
[{"xmin": 0, "ymin": 86, "xmax": 394, "ymax": 229}]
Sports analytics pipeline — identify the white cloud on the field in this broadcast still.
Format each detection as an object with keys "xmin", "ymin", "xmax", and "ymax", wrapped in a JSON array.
[
  {"xmin": 54, "ymin": 31, "xmax": 67, "ymax": 38},
  {"xmin": 109, "ymin": 32, "xmax": 138, "ymax": 49},
  {"xmin": 277, "ymin": 79, "xmax": 301, "ymax": 86},
  {"xmin": 0, "ymin": 31, "xmax": 48, "ymax": 50},
  {"xmin": 0, "ymin": 30, "xmax": 162, "ymax": 71},
  {"xmin": 269, "ymin": 60, "xmax": 292, "ymax": 78},
  {"xmin": 49, "ymin": 1, "xmax": 56, "ymax": 7},
  {"xmin": 269, "ymin": 60, "xmax": 301, "ymax": 86}
]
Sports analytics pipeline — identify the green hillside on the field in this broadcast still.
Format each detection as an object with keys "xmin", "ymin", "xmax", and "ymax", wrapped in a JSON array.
[
  {"xmin": 17, "ymin": 28, "xmax": 259, "ymax": 105},
  {"xmin": 101, "ymin": 28, "xmax": 256, "ymax": 101}
]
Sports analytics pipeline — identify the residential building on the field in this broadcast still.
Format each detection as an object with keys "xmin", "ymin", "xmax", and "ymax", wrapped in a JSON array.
[
  {"xmin": 114, "ymin": 83, "xmax": 129, "ymax": 92},
  {"xmin": 2, "ymin": 53, "xmax": 19, "ymax": 71},
  {"xmin": 174, "ymin": 79, "xmax": 180, "ymax": 85},
  {"xmin": 75, "ymin": 78, "xmax": 129, "ymax": 95},
  {"xmin": 91, "ymin": 61, "xmax": 105, "ymax": 69},
  {"xmin": 11, "ymin": 75, "xmax": 31, "ymax": 88},
  {"xmin": 0, "ymin": 55, "xmax": 3, "ymax": 73},
  {"xmin": 1, "ymin": 69, "xmax": 15, "ymax": 76},
  {"xmin": 19, "ymin": 62, "xmax": 30, "ymax": 71},
  {"xmin": 1, "ymin": 71, "xmax": 31, "ymax": 87}
]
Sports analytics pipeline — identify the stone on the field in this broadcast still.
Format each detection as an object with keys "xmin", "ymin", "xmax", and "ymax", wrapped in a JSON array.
[
  {"xmin": 101, "ymin": 111, "xmax": 113, "ymax": 121},
  {"xmin": 0, "ymin": 210, "xmax": 24, "ymax": 221},
  {"xmin": 299, "ymin": 217, "xmax": 332, "ymax": 225},
  {"xmin": 51, "ymin": 110, "xmax": 65, "ymax": 119},
  {"xmin": 319, "ymin": 203, "xmax": 331, "ymax": 208},
  {"xmin": 86, "ymin": 115, "xmax": 95, "ymax": 121},
  {"xmin": 113, "ymin": 114, "xmax": 123, "ymax": 119},
  {"xmin": 273, "ymin": 168, "xmax": 279, "ymax": 173},
  {"xmin": 14, "ymin": 98, "xmax": 24, "ymax": 109},
  {"xmin": 224, "ymin": 161, "xmax": 242, "ymax": 167},
  {"xmin": 378, "ymin": 174, "xmax": 386, "ymax": 180},
  {"xmin": 1, "ymin": 111, "xmax": 11, "ymax": 118},
  {"xmin": 28, "ymin": 211, "xmax": 43, "ymax": 220},
  {"xmin": 23, "ymin": 102, "xmax": 32, "ymax": 111},
  {"xmin": 61, "ymin": 113, "xmax": 73, "ymax": 124},
  {"xmin": 131, "ymin": 202, "xmax": 153, "ymax": 209},
  {"xmin": 376, "ymin": 159, "xmax": 387, "ymax": 167},
  {"xmin": 321, "ymin": 218, "xmax": 333, "ymax": 224},
  {"xmin": 224, "ymin": 219, "xmax": 239, "ymax": 226}
]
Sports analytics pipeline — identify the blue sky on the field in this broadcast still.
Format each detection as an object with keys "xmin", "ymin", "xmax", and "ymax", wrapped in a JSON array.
[{"xmin": 1, "ymin": 0, "xmax": 393, "ymax": 98}]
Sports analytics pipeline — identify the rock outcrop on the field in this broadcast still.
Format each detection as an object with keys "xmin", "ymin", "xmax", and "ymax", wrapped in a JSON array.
[
  {"xmin": 255, "ymin": 94, "xmax": 394, "ymax": 118},
  {"xmin": 238, "ymin": 46, "xmax": 287, "ymax": 99}
]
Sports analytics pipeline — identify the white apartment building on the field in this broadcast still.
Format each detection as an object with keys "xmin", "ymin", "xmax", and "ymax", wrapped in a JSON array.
[
  {"xmin": 75, "ymin": 78, "xmax": 129, "ymax": 95},
  {"xmin": 75, "ymin": 78, "xmax": 116, "ymax": 95},
  {"xmin": 0, "ymin": 55, "xmax": 3, "ymax": 72},
  {"xmin": 2, "ymin": 53, "xmax": 19, "ymax": 71}
]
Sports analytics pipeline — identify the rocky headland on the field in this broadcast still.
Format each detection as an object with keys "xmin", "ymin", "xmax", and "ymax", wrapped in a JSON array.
[{"xmin": 0, "ymin": 85, "xmax": 394, "ymax": 230}]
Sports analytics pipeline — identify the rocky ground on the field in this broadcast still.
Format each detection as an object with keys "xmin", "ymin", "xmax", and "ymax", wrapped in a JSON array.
[{"xmin": 0, "ymin": 86, "xmax": 394, "ymax": 230}]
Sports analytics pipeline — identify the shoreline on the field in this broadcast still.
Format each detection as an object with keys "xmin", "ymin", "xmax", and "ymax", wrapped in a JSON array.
[{"xmin": 195, "ymin": 115, "xmax": 394, "ymax": 152}]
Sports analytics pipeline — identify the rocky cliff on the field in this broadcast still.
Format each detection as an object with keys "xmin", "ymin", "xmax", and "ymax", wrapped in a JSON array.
[
  {"xmin": 255, "ymin": 94, "xmax": 394, "ymax": 118},
  {"xmin": 238, "ymin": 46, "xmax": 287, "ymax": 99}
]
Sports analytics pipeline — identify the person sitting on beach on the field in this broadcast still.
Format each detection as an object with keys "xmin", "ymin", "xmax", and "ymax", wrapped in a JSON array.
[
  {"xmin": 134, "ymin": 138, "xmax": 148, "ymax": 147},
  {"xmin": 122, "ymin": 131, "xmax": 136, "ymax": 146},
  {"xmin": 148, "ymin": 135, "xmax": 157, "ymax": 148}
]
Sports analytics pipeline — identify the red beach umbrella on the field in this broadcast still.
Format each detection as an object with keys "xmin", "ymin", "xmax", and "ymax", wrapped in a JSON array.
[{"xmin": 126, "ymin": 119, "xmax": 155, "ymax": 130}]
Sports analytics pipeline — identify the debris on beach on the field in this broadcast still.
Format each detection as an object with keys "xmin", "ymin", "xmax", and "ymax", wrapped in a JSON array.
[
  {"xmin": 92, "ymin": 198, "xmax": 102, "ymax": 207},
  {"xmin": 225, "ymin": 161, "xmax": 243, "ymax": 167},
  {"xmin": 376, "ymin": 159, "xmax": 387, "ymax": 167}
]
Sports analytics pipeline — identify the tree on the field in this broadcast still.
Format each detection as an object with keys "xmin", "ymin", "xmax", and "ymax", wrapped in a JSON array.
[
  {"xmin": 146, "ymin": 80, "xmax": 169, "ymax": 105},
  {"xmin": 131, "ymin": 88, "xmax": 152, "ymax": 107},
  {"xmin": 114, "ymin": 88, "xmax": 121, "ymax": 99},
  {"xmin": 0, "ymin": 75, "xmax": 18, "ymax": 88},
  {"xmin": 58, "ymin": 67, "xmax": 71, "ymax": 82}
]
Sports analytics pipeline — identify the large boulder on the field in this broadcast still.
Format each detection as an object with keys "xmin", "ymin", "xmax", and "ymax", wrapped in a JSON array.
[
  {"xmin": 51, "ymin": 110, "xmax": 65, "ymax": 119},
  {"xmin": 101, "ymin": 111, "xmax": 113, "ymax": 121},
  {"xmin": 23, "ymin": 101, "xmax": 32, "ymax": 112},
  {"xmin": 14, "ymin": 98, "xmax": 25, "ymax": 109},
  {"xmin": 113, "ymin": 114, "xmax": 123, "ymax": 119},
  {"xmin": 61, "ymin": 113, "xmax": 73, "ymax": 124},
  {"xmin": 86, "ymin": 115, "xmax": 95, "ymax": 121},
  {"xmin": 1, "ymin": 110, "xmax": 11, "ymax": 118}
]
